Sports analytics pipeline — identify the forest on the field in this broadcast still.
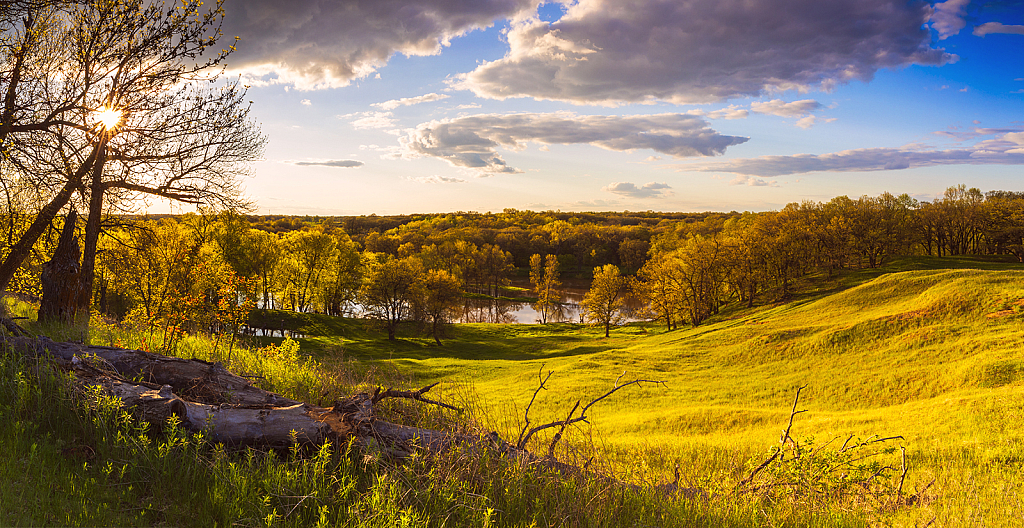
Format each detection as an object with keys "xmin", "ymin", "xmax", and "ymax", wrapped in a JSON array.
[{"xmin": 4, "ymin": 184, "xmax": 1021, "ymax": 343}]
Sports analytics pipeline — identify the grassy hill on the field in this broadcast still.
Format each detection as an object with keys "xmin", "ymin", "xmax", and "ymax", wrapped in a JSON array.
[
  {"xmin": 260, "ymin": 257, "xmax": 1024, "ymax": 525},
  {"xmin": 4, "ymin": 256, "xmax": 1022, "ymax": 526}
]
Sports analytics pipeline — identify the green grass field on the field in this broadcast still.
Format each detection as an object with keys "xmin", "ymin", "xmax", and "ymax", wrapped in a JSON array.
[
  {"xmin": 3, "ymin": 256, "xmax": 1023, "ymax": 526},
  {"xmin": 249, "ymin": 256, "xmax": 1024, "ymax": 525}
]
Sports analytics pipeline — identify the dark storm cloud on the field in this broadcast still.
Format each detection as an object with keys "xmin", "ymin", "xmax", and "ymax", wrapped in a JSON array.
[{"xmin": 457, "ymin": 0, "xmax": 954, "ymax": 105}]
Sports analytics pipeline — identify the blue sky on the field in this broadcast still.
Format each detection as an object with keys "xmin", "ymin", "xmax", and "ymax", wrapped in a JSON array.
[{"xmin": 215, "ymin": 0, "xmax": 1024, "ymax": 215}]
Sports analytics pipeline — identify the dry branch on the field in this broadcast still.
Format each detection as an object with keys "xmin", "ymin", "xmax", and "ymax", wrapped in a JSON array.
[{"xmin": 517, "ymin": 373, "xmax": 667, "ymax": 451}]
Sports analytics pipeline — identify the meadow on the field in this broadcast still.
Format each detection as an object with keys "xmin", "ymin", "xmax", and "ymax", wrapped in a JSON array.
[{"xmin": 2, "ymin": 256, "xmax": 1023, "ymax": 526}]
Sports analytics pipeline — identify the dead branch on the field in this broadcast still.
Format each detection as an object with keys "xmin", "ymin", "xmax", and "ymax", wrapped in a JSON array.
[
  {"xmin": 371, "ymin": 382, "xmax": 461, "ymax": 412},
  {"xmin": 547, "ymin": 400, "xmax": 580, "ymax": 458},
  {"xmin": 780, "ymin": 384, "xmax": 808, "ymax": 457},
  {"xmin": 516, "ymin": 366, "xmax": 552, "ymax": 447},
  {"xmin": 516, "ymin": 374, "xmax": 667, "ymax": 451},
  {"xmin": 738, "ymin": 384, "xmax": 807, "ymax": 489}
]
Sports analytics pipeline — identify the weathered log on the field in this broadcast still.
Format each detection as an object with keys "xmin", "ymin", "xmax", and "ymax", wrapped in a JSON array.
[
  {"xmin": 3, "ymin": 333, "xmax": 660, "ymax": 492},
  {"xmin": 8, "ymin": 336, "xmax": 299, "ymax": 407},
  {"xmin": 67, "ymin": 355, "xmax": 330, "ymax": 446}
]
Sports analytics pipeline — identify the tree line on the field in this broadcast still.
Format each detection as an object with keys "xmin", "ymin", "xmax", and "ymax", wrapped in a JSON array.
[
  {"xmin": 631, "ymin": 186, "xmax": 1024, "ymax": 330},
  {"xmin": 5, "ymin": 183, "xmax": 1024, "ymax": 345}
]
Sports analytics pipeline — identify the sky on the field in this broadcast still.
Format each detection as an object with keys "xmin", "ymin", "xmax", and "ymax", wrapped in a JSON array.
[{"xmin": 208, "ymin": 0, "xmax": 1024, "ymax": 215}]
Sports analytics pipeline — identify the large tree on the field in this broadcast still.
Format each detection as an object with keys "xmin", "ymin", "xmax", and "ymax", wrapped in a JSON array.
[{"xmin": 0, "ymin": 0, "xmax": 263, "ymax": 305}]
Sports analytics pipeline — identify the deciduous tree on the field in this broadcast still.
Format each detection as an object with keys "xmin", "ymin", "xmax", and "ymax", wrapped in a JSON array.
[{"xmin": 581, "ymin": 264, "xmax": 626, "ymax": 337}]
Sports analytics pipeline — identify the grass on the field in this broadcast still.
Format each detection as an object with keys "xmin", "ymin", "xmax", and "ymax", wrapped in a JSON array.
[
  {"xmin": 245, "ymin": 257, "xmax": 1024, "ymax": 526},
  {"xmin": 2, "ymin": 255, "xmax": 1024, "ymax": 525}
]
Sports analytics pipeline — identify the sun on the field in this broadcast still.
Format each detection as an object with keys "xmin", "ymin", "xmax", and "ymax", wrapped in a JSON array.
[{"xmin": 94, "ymin": 106, "xmax": 122, "ymax": 129}]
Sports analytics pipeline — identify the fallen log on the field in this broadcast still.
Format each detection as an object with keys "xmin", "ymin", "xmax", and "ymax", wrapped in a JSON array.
[
  {"xmin": 2, "ymin": 332, "xmax": 665, "ymax": 487},
  {"xmin": 8, "ymin": 336, "xmax": 299, "ymax": 407}
]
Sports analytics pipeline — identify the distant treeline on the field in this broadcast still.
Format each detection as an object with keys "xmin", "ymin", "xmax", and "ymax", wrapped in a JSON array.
[{"xmin": 2, "ymin": 184, "xmax": 1022, "ymax": 337}]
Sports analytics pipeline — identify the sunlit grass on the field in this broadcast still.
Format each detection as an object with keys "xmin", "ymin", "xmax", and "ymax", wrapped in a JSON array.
[{"xmin": 3, "ymin": 256, "xmax": 1024, "ymax": 525}]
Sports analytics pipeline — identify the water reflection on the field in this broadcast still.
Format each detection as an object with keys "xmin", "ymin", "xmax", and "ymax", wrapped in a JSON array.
[{"xmin": 456, "ymin": 278, "xmax": 644, "ymax": 324}]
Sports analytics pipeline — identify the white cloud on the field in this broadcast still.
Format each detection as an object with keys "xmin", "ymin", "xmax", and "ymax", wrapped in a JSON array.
[
  {"xmin": 644, "ymin": 155, "xmax": 662, "ymax": 162},
  {"xmin": 751, "ymin": 99, "xmax": 822, "ymax": 118},
  {"xmin": 398, "ymin": 112, "xmax": 749, "ymax": 173},
  {"xmin": 373, "ymin": 93, "xmax": 450, "ymax": 111},
  {"xmin": 350, "ymin": 112, "xmax": 398, "ymax": 129},
  {"xmin": 929, "ymin": 0, "xmax": 970, "ymax": 39},
  {"xmin": 300, "ymin": 99, "xmax": 312, "ymax": 106},
  {"xmin": 456, "ymin": 103, "xmax": 483, "ymax": 109},
  {"xmin": 973, "ymin": 22, "xmax": 1024, "ymax": 37},
  {"xmin": 290, "ymin": 159, "xmax": 364, "ymax": 168},
  {"xmin": 220, "ymin": 0, "xmax": 538, "ymax": 90},
  {"xmin": 729, "ymin": 175, "xmax": 780, "ymax": 187},
  {"xmin": 679, "ymin": 131, "xmax": 1024, "ymax": 176},
  {"xmin": 688, "ymin": 105, "xmax": 749, "ymax": 120},
  {"xmin": 409, "ymin": 175, "xmax": 467, "ymax": 184},
  {"xmin": 602, "ymin": 182, "xmax": 672, "ymax": 198},
  {"xmin": 458, "ymin": 0, "xmax": 952, "ymax": 105},
  {"xmin": 795, "ymin": 116, "xmax": 836, "ymax": 129}
]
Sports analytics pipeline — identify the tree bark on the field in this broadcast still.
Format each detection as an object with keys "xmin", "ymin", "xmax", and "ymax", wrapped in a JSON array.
[
  {"xmin": 38, "ymin": 210, "xmax": 81, "ymax": 325},
  {"xmin": 78, "ymin": 138, "xmax": 107, "ymax": 313}
]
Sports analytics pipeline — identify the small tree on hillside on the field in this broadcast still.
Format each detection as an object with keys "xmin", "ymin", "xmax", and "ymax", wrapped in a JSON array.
[
  {"xmin": 529, "ymin": 253, "xmax": 561, "ymax": 324},
  {"xmin": 413, "ymin": 268, "xmax": 463, "ymax": 345},
  {"xmin": 581, "ymin": 264, "xmax": 626, "ymax": 337},
  {"xmin": 359, "ymin": 255, "xmax": 423, "ymax": 341}
]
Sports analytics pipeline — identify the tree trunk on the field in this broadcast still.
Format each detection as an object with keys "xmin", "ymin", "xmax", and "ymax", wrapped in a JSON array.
[
  {"xmin": 78, "ymin": 142, "xmax": 107, "ymax": 314},
  {"xmin": 0, "ymin": 144, "xmax": 100, "ymax": 293},
  {"xmin": 38, "ymin": 210, "xmax": 82, "ymax": 325}
]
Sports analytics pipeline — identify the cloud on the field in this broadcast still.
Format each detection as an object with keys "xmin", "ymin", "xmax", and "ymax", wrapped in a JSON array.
[
  {"xmin": 678, "ymin": 131, "xmax": 1024, "ymax": 176},
  {"xmin": 602, "ymin": 182, "xmax": 672, "ymax": 198},
  {"xmin": 644, "ymin": 155, "xmax": 662, "ymax": 162},
  {"xmin": 973, "ymin": 22, "xmax": 1024, "ymax": 37},
  {"xmin": 291, "ymin": 159, "xmax": 365, "ymax": 168},
  {"xmin": 688, "ymin": 105, "xmax": 749, "ymax": 120},
  {"xmin": 456, "ymin": 103, "xmax": 483, "ymax": 109},
  {"xmin": 795, "ymin": 116, "xmax": 836, "ymax": 129},
  {"xmin": 398, "ymin": 112, "xmax": 749, "ymax": 173},
  {"xmin": 457, "ymin": 0, "xmax": 952, "ymax": 105},
  {"xmin": 409, "ymin": 175, "xmax": 467, "ymax": 184},
  {"xmin": 751, "ymin": 99, "xmax": 822, "ymax": 118},
  {"xmin": 373, "ymin": 93, "xmax": 450, "ymax": 111},
  {"xmin": 220, "ymin": 0, "xmax": 537, "ymax": 90},
  {"xmin": 729, "ymin": 175, "xmax": 780, "ymax": 187},
  {"xmin": 350, "ymin": 112, "xmax": 398, "ymax": 129},
  {"xmin": 929, "ymin": 0, "xmax": 970, "ymax": 39},
  {"xmin": 300, "ymin": 99, "xmax": 312, "ymax": 106}
]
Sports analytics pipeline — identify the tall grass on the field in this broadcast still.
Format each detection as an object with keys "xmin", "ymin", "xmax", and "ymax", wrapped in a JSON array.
[{"xmin": 0, "ymin": 297, "xmax": 880, "ymax": 527}]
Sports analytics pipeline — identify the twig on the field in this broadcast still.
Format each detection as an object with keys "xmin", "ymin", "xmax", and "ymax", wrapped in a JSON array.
[
  {"xmin": 516, "ymin": 366, "xmax": 552, "ymax": 447},
  {"xmin": 738, "ymin": 384, "xmax": 807, "ymax": 489},
  {"xmin": 516, "ymin": 375, "xmax": 666, "ymax": 450},
  {"xmin": 371, "ymin": 382, "xmax": 461, "ymax": 412},
  {"xmin": 896, "ymin": 445, "xmax": 908, "ymax": 503},
  {"xmin": 546, "ymin": 400, "xmax": 580, "ymax": 458},
  {"xmin": 780, "ymin": 384, "xmax": 808, "ymax": 450}
]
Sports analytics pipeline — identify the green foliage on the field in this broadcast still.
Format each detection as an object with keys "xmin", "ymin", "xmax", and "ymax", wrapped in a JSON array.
[{"xmin": 581, "ymin": 264, "xmax": 627, "ymax": 337}]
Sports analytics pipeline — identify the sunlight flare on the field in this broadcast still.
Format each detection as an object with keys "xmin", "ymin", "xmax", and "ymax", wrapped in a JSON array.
[{"xmin": 94, "ymin": 106, "xmax": 122, "ymax": 130}]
